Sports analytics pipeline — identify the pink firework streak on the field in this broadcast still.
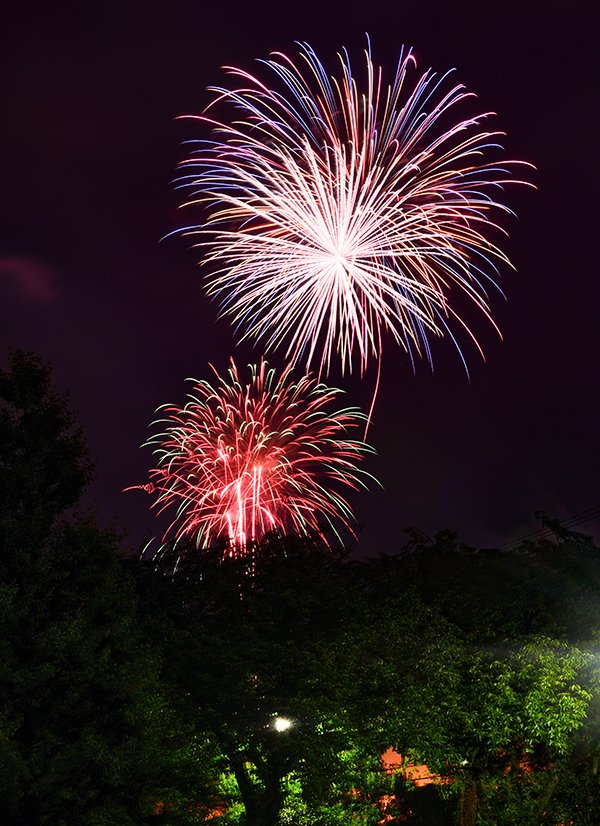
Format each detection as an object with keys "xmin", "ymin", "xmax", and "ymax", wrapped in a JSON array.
[
  {"xmin": 131, "ymin": 360, "xmax": 374, "ymax": 549},
  {"xmin": 177, "ymin": 40, "xmax": 534, "ymax": 383}
]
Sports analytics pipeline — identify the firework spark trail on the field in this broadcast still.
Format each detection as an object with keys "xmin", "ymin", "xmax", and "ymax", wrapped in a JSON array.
[
  {"xmin": 129, "ymin": 359, "xmax": 374, "ymax": 550},
  {"xmin": 177, "ymin": 40, "xmax": 533, "ymax": 383}
]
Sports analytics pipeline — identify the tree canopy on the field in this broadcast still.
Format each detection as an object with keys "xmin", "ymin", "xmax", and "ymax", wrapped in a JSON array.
[
  {"xmin": 1, "ymin": 351, "xmax": 599, "ymax": 825},
  {"xmin": 0, "ymin": 353, "xmax": 214, "ymax": 825},
  {"xmin": 131, "ymin": 528, "xmax": 600, "ymax": 825}
]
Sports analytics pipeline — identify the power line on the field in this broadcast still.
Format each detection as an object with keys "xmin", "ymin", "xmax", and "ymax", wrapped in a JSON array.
[{"xmin": 498, "ymin": 505, "xmax": 600, "ymax": 551}]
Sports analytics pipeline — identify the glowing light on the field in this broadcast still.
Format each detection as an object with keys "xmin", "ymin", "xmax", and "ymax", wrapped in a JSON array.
[
  {"xmin": 273, "ymin": 716, "xmax": 293, "ymax": 732},
  {"xmin": 131, "ymin": 359, "xmax": 373, "ymax": 550},
  {"xmin": 178, "ymin": 40, "xmax": 533, "ymax": 380}
]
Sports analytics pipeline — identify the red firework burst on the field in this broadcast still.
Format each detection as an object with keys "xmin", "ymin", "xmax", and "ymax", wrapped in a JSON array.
[{"xmin": 132, "ymin": 359, "xmax": 373, "ymax": 550}]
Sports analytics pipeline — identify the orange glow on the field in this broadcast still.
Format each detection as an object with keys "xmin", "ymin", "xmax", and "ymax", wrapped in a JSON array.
[{"xmin": 381, "ymin": 746, "xmax": 443, "ymax": 786}]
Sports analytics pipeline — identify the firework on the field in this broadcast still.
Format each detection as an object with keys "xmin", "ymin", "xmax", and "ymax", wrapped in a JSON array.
[
  {"xmin": 132, "ymin": 359, "xmax": 373, "ymax": 549},
  {"xmin": 178, "ymin": 40, "xmax": 532, "ymax": 378}
]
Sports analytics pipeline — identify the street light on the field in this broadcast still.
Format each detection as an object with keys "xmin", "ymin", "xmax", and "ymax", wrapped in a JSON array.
[{"xmin": 273, "ymin": 716, "xmax": 293, "ymax": 732}]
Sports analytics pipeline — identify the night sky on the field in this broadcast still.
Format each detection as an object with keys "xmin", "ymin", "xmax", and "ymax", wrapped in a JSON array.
[{"xmin": 1, "ymin": 1, "xmax": 598, "ymax": 555}]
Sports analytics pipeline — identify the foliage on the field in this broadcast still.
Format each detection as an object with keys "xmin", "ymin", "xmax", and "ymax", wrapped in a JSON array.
[
  {"xmin": 2, "ymin": 351, "xmax": 599, "ymax": 825},
  {"xmin": 0, "ymin": 352, "xmax": 214, "ymax": 824},
  {"xmin": 132, "ymin": 537, "xmax": 391, "ymax": 825},
  {"xmin": 372, "ymin": 528, "xmax": 600, "ymax": 825},
  {"xmin": 0, "ymin": 350, "xmax": 93, "ymax": 553},
  {"xmin": 133, "ymin": 526, "xmax": 600, "ymax": 825}
]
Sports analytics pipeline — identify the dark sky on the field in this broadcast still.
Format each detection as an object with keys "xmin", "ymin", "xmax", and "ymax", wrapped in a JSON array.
[{"xmin": 1, "ymin": 0, "xmax": 598, "ymax": 555}]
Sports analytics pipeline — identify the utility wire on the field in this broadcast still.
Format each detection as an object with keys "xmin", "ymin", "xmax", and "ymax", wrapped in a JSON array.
[{"xmin": 498, "ymin": 505, "xmax": 600, "ymax": 551}]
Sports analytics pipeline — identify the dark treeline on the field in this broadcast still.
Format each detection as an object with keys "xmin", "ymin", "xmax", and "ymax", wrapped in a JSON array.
[{"xmin": 1, "ymin": 352, "xmax": 599, "ymax": 825}]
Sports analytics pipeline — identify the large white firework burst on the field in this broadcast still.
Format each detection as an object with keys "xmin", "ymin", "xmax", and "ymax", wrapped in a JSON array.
[{"xmin": 178, "ymin": 40, "xmax": 533, "ymax": 376}]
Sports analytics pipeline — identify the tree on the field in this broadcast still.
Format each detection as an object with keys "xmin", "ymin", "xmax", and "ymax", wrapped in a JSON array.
[
  {"xmin": 0, "ymin": 350, "xmax": 92, "ymax": 555},
  {"xmin": 133, "ymin": 525, "xmax": 600, "ymax": 825},
  {"xmin": 0, "ymin": 352, "xmax": 212, "ymax": 824},
  {"xmin": 362, "ymin": 529, "xmax": 600, "ymax": 825},
  {"xmin": 133, "ymin": 537, "xmax": 398, "ymax": 826}
]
